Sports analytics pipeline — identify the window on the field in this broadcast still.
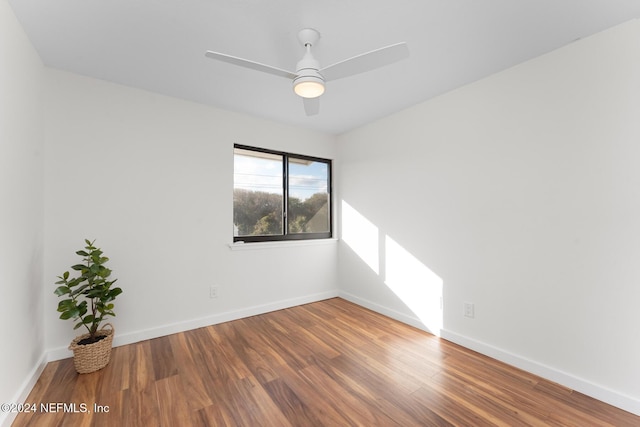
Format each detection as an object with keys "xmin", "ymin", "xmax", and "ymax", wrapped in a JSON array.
[{"xmin": 233, "ymin": 144, "xmax": 332, "ymax": 242}]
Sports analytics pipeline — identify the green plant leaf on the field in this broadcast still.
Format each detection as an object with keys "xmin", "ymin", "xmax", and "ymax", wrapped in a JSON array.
[
  {"xmin": 71, "ymin": 264, "xmax": 86, "ymax": 271},
  {"xmin": 66, "ymin": 277, "xmax": 82, "ymax": 286},
  {"xmin": 69, "ymin": 283, "xmax": 89, "ymax": 296},
  {"xmin": 54, "ymin": 286, "xmax": 70, "ymax": 296},
  {"xmin": 57, "ymin": 299, "xmax": 75, "ymax": 310},
  {"xmin": 73, "ymin": 321, "xmax": 85, "ymax": 330},
  {"xmin": 76, "ymin": 250, "xmax": 89, "ymax": 256},
  {"xmin": 60, "ymin": 307, "xmax": 80, "ymax": 320},
  {"xmin": 98, "ymin": 268, "xmax": 111, "ymax": 278},
  {"xmin": 85, "ymin": 290, "xmax": 103, "ymax": 299}
]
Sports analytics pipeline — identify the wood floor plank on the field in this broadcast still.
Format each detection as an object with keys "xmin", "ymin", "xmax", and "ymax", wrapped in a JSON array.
[
  {"xmin": 228, "ymin": 377, "xmax": 292, "ymax": 427},
  {"xmin": 314, "ymin": 353, "xmax": 448, "ymax": 426},
  {"xmin": 155, "ymin": 375, "xmax": 194, "ymax": 427},
  {"xmin": 262, "ymin": 378, "xmax": 324, "ymax": 426},
  {"xmin": 242, "ymin": 312, "xmax": 334, "ymax": 371},
  {"xmin": 192, "ymin": 405, "xmax": 236, "ymax": 426},
  {"xmin": 236, "ymin": 317, "xmax": 296, "ymax": 369},
  {"xmin": 95, "ymin": 344, "xmax": 130, "ymax": 400},
  {"xmin": 124, "ymin": 383, "xmax": 161, "ymax": 426},
  {"xmin": 13, "ymin": 298, "xmax": 640, "ymax": 426},
  {"xmin": 200, "ymin": 326, "xmax": 253, "ymax": 380},
  {"xmin": 439, "ymin": 361, "xmax": 552, "ymax": 423},
  {"xmin": 307, "ymin": 321, "xmax": 427, "ymax": 394},
  {"xmin": 167, "ymin": 332, "xmax": 214, "ymax": 411},
  {"xmin": 271, "ymin": 361, "xmax": 359, "ymax": 426},
  {"xmin": 216, "ymin": 321, "xmax": 280, "ymax": 384},
  {"xmin": 297, "ymin": 363, "xmax": 398, "ymax": 426},
  {"xmin": 128, "ymin": 341, "xmax": 156, "ymax": 393},
  {"xmin": 122, "ymin": 341, "xmax": 162, "ymax": 426},
  {"xmin": 150, "ymin": 336, "xmax": 178, "ymax": 380},
  {"xmin": 412, "ymin": 383, "xmax": 501, "ymax": 427}
]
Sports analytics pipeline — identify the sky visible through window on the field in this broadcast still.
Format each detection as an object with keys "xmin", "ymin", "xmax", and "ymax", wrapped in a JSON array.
[{"xmin": 234, "ymin": 153, "xmax": 328, "ymax": 200}]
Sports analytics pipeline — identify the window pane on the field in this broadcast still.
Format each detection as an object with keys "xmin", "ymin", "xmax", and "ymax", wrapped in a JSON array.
[
  {"xmin": 234, "ymin": 148, "xmax": 283, "ymax": 237},
  {"xmin": 288, "ymin": 158, "xmax": 330, "ymax": 233}
]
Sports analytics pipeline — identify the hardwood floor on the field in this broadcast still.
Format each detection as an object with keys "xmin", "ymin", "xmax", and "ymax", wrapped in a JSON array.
[{"xmin": 13, "ymin": 298, "xmax": 640, "ymax": 426}]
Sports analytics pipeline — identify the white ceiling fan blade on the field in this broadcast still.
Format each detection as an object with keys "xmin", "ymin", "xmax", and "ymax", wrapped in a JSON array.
[
  {"xmin": 303, "ymin": 97, "xmax": 320, "ymax": 116},
  {"xmin": 205, "ymin": 51, "xmax": 297, "ymax": 80},
  {"xmin": 321, "ymin": 42, "xmax": 409, "ymax": 82}
]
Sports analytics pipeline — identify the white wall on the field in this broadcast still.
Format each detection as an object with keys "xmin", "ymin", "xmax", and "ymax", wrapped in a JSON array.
[
  {"xmin": 0, "ymin": 1, "xmax": 44, "ymax": 425},
  {"xmin": 337, "ymin": 19, "xmax": 640, "ymax": 414},
  {"xmin": 43, "ymin": 69, "xmax": 338, "ymax": 355},
  {"xmin": 6, "ymin": 0, "xmax": 640, "ymax": 418}
]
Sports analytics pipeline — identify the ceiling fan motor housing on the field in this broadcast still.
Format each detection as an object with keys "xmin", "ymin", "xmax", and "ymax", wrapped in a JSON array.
[{"xmin": 293, "ymin": 50, "xmax": 325, "ymax": 98}]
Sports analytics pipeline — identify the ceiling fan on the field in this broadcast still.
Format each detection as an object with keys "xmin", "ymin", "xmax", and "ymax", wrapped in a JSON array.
[{"xmin": 205, "ymin": 28, "xmax": 409, "ymax": 116}]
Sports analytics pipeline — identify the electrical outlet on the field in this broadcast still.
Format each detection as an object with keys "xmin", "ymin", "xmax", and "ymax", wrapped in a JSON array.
[
  {"xmin": 210, "ymin": 286, "xmax": 219, "ymax": 299},
  {"xmin": 463, "ymin": 302, "xmax": 474, "ymax": 318}
]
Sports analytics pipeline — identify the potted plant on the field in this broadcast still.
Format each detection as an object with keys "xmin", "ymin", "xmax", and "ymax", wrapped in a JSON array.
[{"xmin": 54, "ymin": 239, "xmax": 123, "ymax": 373}]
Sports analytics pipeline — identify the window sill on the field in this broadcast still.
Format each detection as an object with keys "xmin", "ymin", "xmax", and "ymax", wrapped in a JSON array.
[{"xmin": 228, "ymin": 238, "xmax": 338, "ymax": 251}]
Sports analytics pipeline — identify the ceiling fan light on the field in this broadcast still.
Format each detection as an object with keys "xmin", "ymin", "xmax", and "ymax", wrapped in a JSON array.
[{"xmin": 293, "ymin": 75, "xmax": 325, "ymax": 98}]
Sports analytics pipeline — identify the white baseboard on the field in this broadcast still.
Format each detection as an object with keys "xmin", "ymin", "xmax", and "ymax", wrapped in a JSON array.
[
  {"xmin": 340, "ymin": 290, "xmax": 640, "ymax": 416},
  {"xmin": 1, "ymin": 353, "xmax": 48, "ymax": 427},
  {"xmin": 46, "ymin": 290, "xmax": 340, "ymax": 362}
]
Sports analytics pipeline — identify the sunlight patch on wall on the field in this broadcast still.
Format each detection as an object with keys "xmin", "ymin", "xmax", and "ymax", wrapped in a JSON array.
[
  {"xmin": 341, "ymin": 200, "xmax": 379, "ymax": 274},
  {"xmin": 384, "ymin": 235, "xmax": 443, "ymax": 336}
]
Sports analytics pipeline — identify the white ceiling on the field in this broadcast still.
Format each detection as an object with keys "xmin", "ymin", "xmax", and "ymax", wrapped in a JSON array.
[{"xmin": 8, "ymin": 0, "xmax": 640, "ymax": 135}]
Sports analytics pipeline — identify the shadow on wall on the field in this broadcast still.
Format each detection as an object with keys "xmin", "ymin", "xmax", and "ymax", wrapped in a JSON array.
[{"xmin": 341, "ymin": 200, "xmax": 443, "ymax": 335}]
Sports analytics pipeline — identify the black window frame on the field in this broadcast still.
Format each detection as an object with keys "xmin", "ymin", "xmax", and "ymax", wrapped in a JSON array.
[{"xmin": 233, "ymin": 144, "xmax": 332, "ymax": 243}]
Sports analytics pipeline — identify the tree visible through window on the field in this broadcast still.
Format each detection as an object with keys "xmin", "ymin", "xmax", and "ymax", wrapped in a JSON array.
[{"xmin": 233, "ymin": 145, "xmax": 331, "ymax": 242}]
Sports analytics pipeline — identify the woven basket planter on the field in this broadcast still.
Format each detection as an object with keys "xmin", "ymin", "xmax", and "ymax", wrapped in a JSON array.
[{"xmin": 69, "ymin": 323, "xmax": 114, "ymax": 374}]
